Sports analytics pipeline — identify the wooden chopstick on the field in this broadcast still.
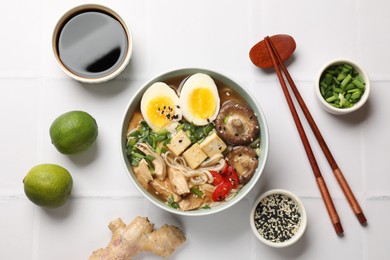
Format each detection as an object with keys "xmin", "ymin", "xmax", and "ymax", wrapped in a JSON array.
[
  {"xmin": 267, "ymin": 37, "xmax": 367, "ymax": 225},
  {"xmin": 264, "ymin": 36, "xmax": 344, "ymax": 235}
]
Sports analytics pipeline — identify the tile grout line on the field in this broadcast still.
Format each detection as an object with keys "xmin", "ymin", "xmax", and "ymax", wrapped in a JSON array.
[
  {"xmin": 31, "ymin": 206, "xmax": 40, "ymax": 260},
  {"xmin": 31, "ymin": 0, "xmax": 48, "ymax": 258},
  {"xmin": 247, "ymin": 3, "xmax": 259, "ymax": 258},
  {"xmin": 356, "ymin": 1, "xmax": 368, "ymax": 259},
  {"xmin": 2, "ymin": 193, "xmax": 388, "ymax": 201},
  {"xmin": 0, "ymin": 194, "xmax": 145, "ymax": 200}
]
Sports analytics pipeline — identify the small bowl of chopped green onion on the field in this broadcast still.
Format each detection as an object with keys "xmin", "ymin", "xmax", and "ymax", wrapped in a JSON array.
[
  {"xmin": 315, "ymin": 59, "xmax": 370, "ymax": 115},
  {"xmin": 250, "ymin": 189, "xmax": 307, "ymax": 248}
]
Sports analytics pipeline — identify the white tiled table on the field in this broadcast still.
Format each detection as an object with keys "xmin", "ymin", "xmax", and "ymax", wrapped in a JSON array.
[{"xmin": 1, "ymin": 0, "xmax": 389, "ymax": 259}]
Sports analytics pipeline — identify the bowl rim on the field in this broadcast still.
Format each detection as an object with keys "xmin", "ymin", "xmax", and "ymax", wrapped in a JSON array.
[
  {"xmin": 250, "ymin": 188, "xmax": 307, "ymax": 247},
  {"xmin": 120, "ymin": 67, "xmax": 269, "ymax": 216},
  {"xmin": 315, "ymin": 58, "xmax": 370, "ymax": 115},
  {"xmin": 52, "ymin": 3, "xmax": 133, "ymax": 83}
]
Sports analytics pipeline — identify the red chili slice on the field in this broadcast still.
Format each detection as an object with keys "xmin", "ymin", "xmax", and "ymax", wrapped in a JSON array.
[
  {"xmin": 212, "ymin": 181, "xmax": 232, "ymax": 202},
  {"xmin": 210, "ymin": 171, "xmax": 224, "ymax": 186},
  {"xmin": 225, "ymin": 166, "xmax": 239, "ymax": 189},
  {"xmin": 220, "ymin": 161, "xmax": 229, "ymax": 175}
]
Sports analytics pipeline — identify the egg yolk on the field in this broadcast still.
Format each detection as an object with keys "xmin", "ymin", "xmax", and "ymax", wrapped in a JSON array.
[
  {"xmin": 188, "ymin": 88, "xmax": 215, "ymax": 119},
  {"xmin": 146, "ymin": 96, "xmax": 175, "ymax": 128}
]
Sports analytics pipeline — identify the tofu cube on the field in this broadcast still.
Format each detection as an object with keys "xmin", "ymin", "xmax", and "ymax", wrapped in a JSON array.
[
  {"xmin": 166, "ymin": 130, "xmax": 192, "ymax": 156},
  {"xmin": 183, "ymin": 143, "xmax": 208, "ymax": 169},
  {"xmin": 199, "ymin": 132, "xmax": 227, "ymax": 157}
]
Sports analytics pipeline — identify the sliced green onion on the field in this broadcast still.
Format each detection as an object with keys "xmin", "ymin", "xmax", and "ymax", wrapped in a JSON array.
[
  {"xmin": 130, "ymin": 157, "xmax": 140, "ymax": 166},
  {"xmin": 132, "ymin": 152, "xmax": 145, "ymax": 159},
  {"xmin": 160, "ymin": 147, "xmax": 167, "ymax": 154},
  {"xmin": 191, "ymin": 187, "xmax": 204, "ymax": 197},
  {"xmin": 319, "ymin": 63, "xmax": 365, "ymax": 109},
  {"xmin": 176, "ymin": 123, "xmax": 185, "ymax": 131},
  {"xmin": 167, "ymin": 195, "xmax": 180, "ymax": 209},
  {"xmin": 343, "ymin": 64, "xmax": 353, "ymax": 70},
  {"xmin": 145, "ymin": 155, "xmax": 155, "ymax": 161},
  {"xmin": 352, "ymin": 79, "xmax": 365, "ymax": 89},
  {"xmin": 340, "ymin": 74, "xmax": 352, "ymax": 88},
  {"xmin": 127, "ymin": 137, "xmax": 137, "ymax": 147},
  {"xmin": 326, "ymin": 96, "xmax": 339, "ymax": 103}
]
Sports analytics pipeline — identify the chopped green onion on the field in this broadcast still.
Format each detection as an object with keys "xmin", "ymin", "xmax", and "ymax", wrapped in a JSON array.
[
  {"xmin": 167, "ymin": 195, "xmax": 180, "ymax": 209},
  {"xmin": 326, "ymin": 96, "xmax": 339, "ymax": 103},
  {"xmin": 203, "ymin": 123, "xmax": 214, "ymax": 135},
  {"xmin": 140, "ymin": 120, "xmax": 150, "ymax": 130},
  {"xmin": 344, "ymin": 83, "xmax": 355, "ymax": 91},
  {"xmin": 249, "ymin": 137, "xmax": 260, "ymax": 149},
  {"xmin": 340, "ymin": 74, "xmax": 352, "ymax": 88},
  {"xmin": 336, "ymin": 73, "xmax": 346, "ymax": 82},
  {"xmin": 130, "ymin": 157, "xmax": 140, "ymax": 166},
  {"xmin": 176, "ymin": 123, "xmax": 185, "ymax": 131},
  {"xmin": 128, "ymin": 130, "xmax": 141, "ymax": 137},
  {"xmin": 347, "ymin": 88, "xmax": 360, "ymax": 93},
  {"xmin": 132, "ymin": 152, "xmax": 145, "ymax": 159},
  {"xmin": 127, "ymin": 137, "xmax": 137, "ymax": 147},
  {"xmin": 155, "ymin": 133, "xmax": 167, "ymax": 142},
  {"xmin": 343, "ymin": 64, "xmax": 353, "ymax": 70},
  {"xmin": 352, "ymin": 79, "xmax": 365, "ymax": 89},
  {"xmin": 350, "ymin": 91, "xmax": 362, "ymax": 100},
  {"xmin": 324, "ymin": 74, "xmax": 333, "ymax": 85},
  {"xmin": 162, "ymin": 137, "xmax": 171, "ymax": 146},
  {"xmin": 145, "ymin": 155, "xmax": 155, "ymax": 161},
  {"xmin": 191, "ymin": 187, "xmax": 204, "ymax": 197},
  {"xmin": 319, "ymin": 63, "xmax": 365, "ymax": 108}
]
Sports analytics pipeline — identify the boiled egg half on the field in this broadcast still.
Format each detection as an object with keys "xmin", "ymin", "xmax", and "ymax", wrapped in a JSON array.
[
  {"xmin": 140, "ymin": 82, "xmax": 182, "ymax": 130},
  {"xmin": 179, "ymin": 73, "xmax": 220, "ymax": 126}
]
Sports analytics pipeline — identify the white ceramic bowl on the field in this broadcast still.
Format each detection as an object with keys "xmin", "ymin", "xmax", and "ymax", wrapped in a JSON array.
[
  {"xmin": 120, "ymin": 68, "xmax": 269, "ymax": 216},
  {"xmin": 250, "ymin": 189, "xmax": 307, "ymax": 248},
  {"xmin": 52, "ymin": 4, "xmax": 133, "ymax": 83},
  {"xmin": 315, "ymin": 58, "xmax": 370, "ymax": 115}
]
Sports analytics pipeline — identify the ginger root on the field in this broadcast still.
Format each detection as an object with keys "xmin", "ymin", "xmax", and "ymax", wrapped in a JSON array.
[{"xmin": 89, "ymin": 216, "xmax": 186, "ymax": 260}]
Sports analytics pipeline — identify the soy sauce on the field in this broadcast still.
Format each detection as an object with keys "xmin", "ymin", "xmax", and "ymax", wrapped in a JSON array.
[{"xmin": 57, "ymin": 11, "xmax": 128, "ymax": 79}]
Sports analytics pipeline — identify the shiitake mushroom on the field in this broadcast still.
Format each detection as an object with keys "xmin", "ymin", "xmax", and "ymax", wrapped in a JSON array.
[
  {"xmin": 226, "ymin": 146, "xmax": 259, "ymax": 184},
  {"xmin": 215, "ymin": 100, "xmax": 260, "ymax": 145}
]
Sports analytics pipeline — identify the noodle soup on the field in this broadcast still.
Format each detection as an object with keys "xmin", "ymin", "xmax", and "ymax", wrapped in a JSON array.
[{"xmin": 121, "ymin": 68, "xmax": 269, "ymax": 215}]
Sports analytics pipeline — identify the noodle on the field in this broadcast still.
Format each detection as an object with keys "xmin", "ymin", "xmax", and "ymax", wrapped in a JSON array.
[
  {"xmin": 163, "ymin": 151, "xmax": 220, "ymax": 185},
  {"xmin": 200, "ymin": 154, "xmax": 226, "ymax": 172}
]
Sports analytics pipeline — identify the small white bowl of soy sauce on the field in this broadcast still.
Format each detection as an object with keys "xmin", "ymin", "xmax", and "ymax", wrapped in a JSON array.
[{"xmin": 52, "ymin": 4, "xmax": 132, "ymax": 83}]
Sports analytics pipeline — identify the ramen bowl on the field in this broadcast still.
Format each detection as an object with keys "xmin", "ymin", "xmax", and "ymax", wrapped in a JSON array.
[{"xmin": 120, "ymin": 68, "xmax": 269, "ymax": 216}]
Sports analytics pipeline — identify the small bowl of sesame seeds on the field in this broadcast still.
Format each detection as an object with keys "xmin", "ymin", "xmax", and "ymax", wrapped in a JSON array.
[{"xmin": 250, "ymin": 189, "xmax": 307, "ymax": 248}]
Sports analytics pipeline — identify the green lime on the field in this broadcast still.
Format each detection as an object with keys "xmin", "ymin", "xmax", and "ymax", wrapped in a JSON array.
[
  {"xmin": 49, "ymin": 110, "xmax": 98, "ymax": 154},
  {"xmin": 23, "ymin": 164, "xmax": 73, "ymax": 208}
]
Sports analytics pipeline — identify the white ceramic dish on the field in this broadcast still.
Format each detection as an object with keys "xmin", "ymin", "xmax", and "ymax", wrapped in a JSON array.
[
  {"xmin": 315, "ymin": 58, "xmax": 370, "ymax": 115},
  {"xmin": 120, "ymin": 68, "xmax": 269, "ymax": 216},
  {"xmin": 250, "ymin": 189, "xmax": 307, "ymax": 247},
  {"xmin": 52, "ymin": 4, "xmax": 133, "ymax": 83}
]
